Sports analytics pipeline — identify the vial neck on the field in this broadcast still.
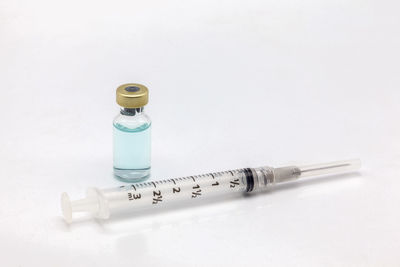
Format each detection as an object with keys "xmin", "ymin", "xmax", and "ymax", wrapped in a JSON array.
[{"xmin": 120, "ymin": 107, "xmax": 144, "ymax": 116}]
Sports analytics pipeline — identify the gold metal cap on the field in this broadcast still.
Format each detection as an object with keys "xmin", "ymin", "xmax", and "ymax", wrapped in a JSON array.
[{"xmin": 116, "ymin": 83, "xmax": 149, "ymax": 108}]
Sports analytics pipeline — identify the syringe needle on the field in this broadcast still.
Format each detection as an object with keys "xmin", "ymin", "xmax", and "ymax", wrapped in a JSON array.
[{"xmin": 297, "ymin": 159, "xmax": 361, "ymax": 178}]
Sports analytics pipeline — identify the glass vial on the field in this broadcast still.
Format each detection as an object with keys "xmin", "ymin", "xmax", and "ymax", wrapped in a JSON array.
[{"xmin": 113, "ymin": 83, "xmax": 151, "ymax": 182}]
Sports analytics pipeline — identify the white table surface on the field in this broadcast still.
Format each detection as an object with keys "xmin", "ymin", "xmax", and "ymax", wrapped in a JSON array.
[{"xmin": 1, "ymin": 0, "xmax": 399, "ymax": 266}]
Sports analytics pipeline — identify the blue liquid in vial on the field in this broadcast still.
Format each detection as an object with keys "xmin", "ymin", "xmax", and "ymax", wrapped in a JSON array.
[{"xmin": 113, "ymin": 122, "xmax": 151, "ymax": 182}]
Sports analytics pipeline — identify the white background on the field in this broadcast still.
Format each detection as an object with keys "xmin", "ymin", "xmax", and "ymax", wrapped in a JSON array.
[{"xmin": 1, "ymin": 0, "xmax": 399, "ymax": 266}]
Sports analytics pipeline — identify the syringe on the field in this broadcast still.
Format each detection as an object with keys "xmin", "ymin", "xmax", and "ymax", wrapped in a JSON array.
[{"xmin": 61, "ymin": 159, "xmax": 361, "ymax": 223}]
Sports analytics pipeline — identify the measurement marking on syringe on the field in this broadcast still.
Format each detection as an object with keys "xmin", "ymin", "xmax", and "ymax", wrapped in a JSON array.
[
  {"xmin": 131, "ymin": 184, "xmax": 137, "ymax": 191},
  {"xmin": 229, "ymin": 171, "xmax": 234, "ymax": 176},
  {"xmin": 210, "ymin": 173, "xmax": 215, "ymax": 179},
  {"xmin": 191, "ymin": 184, "xmax": 202, "ymax": 198},
  {"xmin": 151, "ymin": 182, "xmax": 157, "ymax": 188},
  {"xmin": 128, "ymin": 192, "xmax": 141, "ymax": 201},
  {"xmin": 230, "ymin": 179, "xmax": 240, "ymax": 188},
  {"xmin": 191, "ymin": 176, "xmax": 196, "ymax": 182},
  {"xmin": 152, "ymin": 190, "xmax": 162, "ymax": 204},
  {"xmin": 171, "ymin": 179, "xmax": 176, "ymax": 185}
]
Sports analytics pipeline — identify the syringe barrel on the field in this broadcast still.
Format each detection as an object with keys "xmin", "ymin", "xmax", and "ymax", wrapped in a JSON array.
[
  {"xmin": 99, "ymin": 168, "xmax": 251, "ymax": 219},
  {"xmin": 62, "ymin": 168, "xmax": 253, "ymax": 223}
]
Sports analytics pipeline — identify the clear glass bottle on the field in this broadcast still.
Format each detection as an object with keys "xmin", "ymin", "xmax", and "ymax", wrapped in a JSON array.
[{"xmin": 113, "ymin": 83, "xmax": 151, "ymax": 182}]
